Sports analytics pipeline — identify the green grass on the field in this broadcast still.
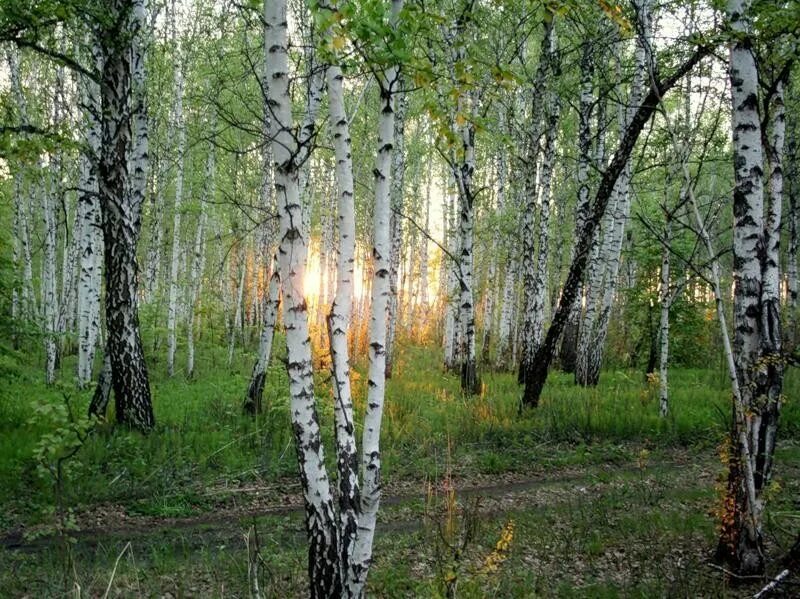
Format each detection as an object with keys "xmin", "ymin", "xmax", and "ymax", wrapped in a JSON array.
[{"xmin": 1, "ymin": 333, "xmax": 800, "ymax": 596}]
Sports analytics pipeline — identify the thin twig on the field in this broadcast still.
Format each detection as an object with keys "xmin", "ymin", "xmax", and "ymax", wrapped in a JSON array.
[{"xmin": 102, "ymin": 541, "xmax": 131, "ymax": 599}]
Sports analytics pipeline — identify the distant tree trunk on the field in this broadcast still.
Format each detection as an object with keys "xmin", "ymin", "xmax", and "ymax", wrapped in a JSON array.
[
  {"xmin": 264, "ymin": 0, "xmax": 338, "ymax": 594},
  {"xmin": 518, "ymin": 12, "xmax": 555, "ymax": 384},
  {"xmin": 418, "ymin": 149, "xmax": 431, "ymax": 317},
  {"xmin": 187, "ymin": 142, "xmax": 213, "ymax": 379},
  {"xmin": 386, "ymin": 88, "xmax": 406, "ymax": 379},
  {"xmin": 576, "ymin": 3, "xmax": 649, "ymax": 387},
  {"xmin": 481, "ymin": 155, "xmax": 505, "ymax": 363},
  {"xmin": 442, "ymin": 185, "xmax": 460, "ymax": 371},
  {"xmin": 76, "ymin": 45, "xmax": 103, "ymax": 388},
  {"xmin": 166, "ymin": 16, "xmax": 186, "ymax": 377},
  {"xmin": 228, "ymin": 251, "xmax": 246, "ymax": 365},
  {"xmin": 559, "ymin": 41, "xmax": 593, "ymax": 373},
  {"xmin": 244, "ymin": 254, "xmax": 279, "ymax": 413},
  {"xmin": 98, "ymin": 0, "xmax": 154, "ymax": 431},
  {"xmin": 658, "ymin": 220, "xmax": 671, "ymax": 416}
]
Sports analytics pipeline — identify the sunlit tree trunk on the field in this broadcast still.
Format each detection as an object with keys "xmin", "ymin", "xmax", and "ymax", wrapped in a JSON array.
[
  {"xmin": 385, "ymin": 89, "xmax": 406, "ymax": 379},
  {"xmin": 322, "ymin": 39, "xmax": 361, "ymax": 588},
  {"xmin": 350, "ymin": 2, "xmax": 404, "ymax": 593},
  {"xmin": 264, "ymin": 0, "xmax": 338, "ymax": 594}
]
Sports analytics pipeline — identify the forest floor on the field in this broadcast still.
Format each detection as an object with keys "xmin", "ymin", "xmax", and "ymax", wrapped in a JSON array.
[{"xmin": 2, "ymin": 339, "xmax": 800, "ymax": 596}]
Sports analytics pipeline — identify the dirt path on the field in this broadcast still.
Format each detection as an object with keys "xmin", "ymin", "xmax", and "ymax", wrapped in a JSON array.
[{"xmin": 2, "ymin": 450, "xmax": 715, "ymax": 552}]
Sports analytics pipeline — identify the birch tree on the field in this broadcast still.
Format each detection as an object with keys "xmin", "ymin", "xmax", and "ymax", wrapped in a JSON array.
[
  {"xmin": 76, "ymin": 44, "xmax": 103, "ymax": 388},
  {"xmin": 713, "ymin": 0, "xmax": 788, "ymax": 573},
  {"xmin": 95, "ymin": 0, "xmax": 155, "ymax": 430},
  {"xmin": 166, "ymin": 1, "xmax": 186, "ymax": 377}
]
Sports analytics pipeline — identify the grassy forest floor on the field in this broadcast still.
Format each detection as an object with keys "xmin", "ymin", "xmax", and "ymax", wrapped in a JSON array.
[{"xmin": 2, "ymin": 336, "xmax": 800, "ymax": 597}]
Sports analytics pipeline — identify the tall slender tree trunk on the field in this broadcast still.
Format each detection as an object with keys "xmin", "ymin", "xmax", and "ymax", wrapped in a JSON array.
[
  {"xmin": 350, "ymin": 3, "xmax": 404, "ymax": 593},
  {"xmin": 97, "ymin": 0, "xmax": 154, "ymax": 431},
  {"xmin": 385, "ymin": 89, "xmax": 406, "ymax": 379},
  {"xmin": 658, "ymin": 220, "xmax": 671, "ymax": 417},
  {"xmin": 187, "ymin": 142, "xmax": 214, "ymax": 379},
  {"xmin": 715, "ymin": 0, "xmax": 785, "ymax": 574},
  {"xmin": 166, "ymin": 16, "xmax": 186, "ymax": 377},
  {"xmin": 324, "ymin": 40, "xmax": 361, "ymax": 590},
  {"xmin": 77, "ymin": 45, "xmax": 103, "ymax": 388},
  {"xmin": 559, "ymin": 41, "xmax": 594, "ymax": 373},
  {"xmin": 264, "ymin": 0, "xmax": 338, "ymax": 594}
]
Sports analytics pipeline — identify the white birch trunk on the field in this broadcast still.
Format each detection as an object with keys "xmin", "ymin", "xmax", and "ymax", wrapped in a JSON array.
[
  {"xmin": 264, "ymin": 0, "xmax": 338, "ymax": 593},
  {"xmin": 385, "ymin": 89, "xmax": 406, "ymax": 378},
  {"xmin": 76, "ymin": 45, "xmax": 103, "ymax": 388},
  {"xmin": 325, "ymin": 43, "xmax": 361, "ymax": 588},
  {"xmin": 187, "ymin": 142, "xmax": 214, "ymax": 379},
  {"xmin": 350, "ymin": 2, "xmax": 404, "ymax": 594},
  {"xmin": 559, "ymin": 40, "xmax": 593, "ymax": 372},
  {"xmin": 166, "ymin": 24, "xmax": 186, "ymax": 377},
  {"xmin": 658, "ymin": 221, "xmax": 671, "ymax": 417}
]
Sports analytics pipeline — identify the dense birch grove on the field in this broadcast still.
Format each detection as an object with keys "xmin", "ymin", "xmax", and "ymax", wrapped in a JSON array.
[{"xmin": 2, "ymin": 0, "xmax": 800, "ymax": 595}]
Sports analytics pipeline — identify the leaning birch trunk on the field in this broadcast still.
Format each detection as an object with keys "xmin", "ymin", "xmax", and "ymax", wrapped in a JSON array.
[
  {"xmin": 166, "ymin": 26, "xmax": 186, "ymax": 377},
  {"xmin": 97, "ymin": 0, "xmax": 154, "ymax": 431},
  {"xmin": 324, "ymin": 36, "xmax": 361, "ymax": 588},
  {"xmin": 576, "ymin": 3, "xmax": 649, "ymax": 387},
  {"xmin": 350, "ymin": 2, "xmax": 404, "ymax": 594},
  {"xmin": 264, "ymin": 0, "xmax": 339, "ymax": 594},
  {"xmin": 76, "ymin": 46, "xmax": 103, "ymax": 388},
  {"xmin": 519, "ymin": 40, "xmax": 710, "ymax": 407}
]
